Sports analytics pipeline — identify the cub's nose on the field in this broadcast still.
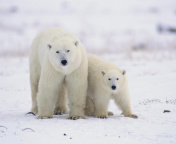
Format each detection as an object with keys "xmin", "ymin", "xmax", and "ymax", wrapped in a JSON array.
[
  {"xmin": 61, "ymin": 60, "xmax": 67, "ymax": 66},
  {"xmin": 111, "ymin": 85, "xmax": 116, "ymax": 90}
]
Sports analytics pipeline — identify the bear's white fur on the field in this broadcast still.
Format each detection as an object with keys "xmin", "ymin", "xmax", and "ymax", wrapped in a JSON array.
[
  {"xmin": 29, "ymin": 28, "xmax": 88, "ymax": 119},
  {"xmin": 85, "ymin": 55, "xmax": 137, "ymax": 119}
]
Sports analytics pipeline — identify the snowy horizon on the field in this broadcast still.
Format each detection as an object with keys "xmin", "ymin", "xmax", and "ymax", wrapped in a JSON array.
[{"xmin": 0, "ymin": 0, "xmax": 176, "ymax": 58}]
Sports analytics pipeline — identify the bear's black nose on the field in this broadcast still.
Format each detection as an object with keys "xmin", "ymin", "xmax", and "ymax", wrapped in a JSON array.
[
  {"xmin": 61, "ymin": 60, "xmax": 67, "ymax": 66},
  {"xmin": 111, "ymin": 86, "xmax": 116, "ymax": 90}
]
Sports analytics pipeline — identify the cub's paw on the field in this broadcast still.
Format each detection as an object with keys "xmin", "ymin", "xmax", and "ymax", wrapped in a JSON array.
[
  {"xmin": 96, "ymin": 115, "xmax": 108, "ymax": 119},
  {"xmin": 68, "ymin": 116, "xmax": 85, "ymax": 120},
  {"xmin": 107, "ymin": 111, "xmax": 114, "ymax": 116},
  {"xmin": 130, "ymin": 114, "xmax": 138, "ymax": 119},
  {"xmin": 54, "ymin": 107, "xmax": 67, "ymax": 115},
  {"xmin": 37, "ymin": 115, "xmax": 53, "ymax": 119},
  {"xmin": 124, "ymin": 113, "xmax": 138, "ymax": 119}
]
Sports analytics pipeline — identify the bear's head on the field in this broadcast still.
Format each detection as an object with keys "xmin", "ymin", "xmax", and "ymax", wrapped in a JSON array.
[
  {"xmin": 47, "ymin": 38, "xmax": 82, "ymax": 74},
  {"xmin": 101, "ymin": 69, "xmax": 126, "ymax": 93}
]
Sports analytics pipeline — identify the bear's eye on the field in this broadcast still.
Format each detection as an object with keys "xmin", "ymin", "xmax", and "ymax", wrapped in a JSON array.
[
  {"xmin": 56, "ymin": 51, "xmax": 59, "ymax": 53},
  {"xmin": 108, "ymin": 78, "xmax": 111, "ymax": 80},
  {"xmin": 116, "ymin": 78, "xmax": 119, "ymax": 80},
  {"xmin": 67, "ymin": 50, "xmax": 70, "ymax": 52}
]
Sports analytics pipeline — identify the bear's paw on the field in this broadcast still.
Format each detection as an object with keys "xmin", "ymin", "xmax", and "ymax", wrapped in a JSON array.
[
  {"xmin": 96, "ymin": 115, "xmax": 108, "ymax": 119},
  {"xmin": 130, "ymin": 114, "xmax": 138, "ymax": 119},
  {"xmin": 54, "ymin": 107, "xmax": 67, "ymax": 115},
  {"xmin": 37, "ymin": 115, "xmax": 53, "ymax": 119},
  {"xmin": 68, "ymin": 115, "xmax": 85, "ymax": 120}
]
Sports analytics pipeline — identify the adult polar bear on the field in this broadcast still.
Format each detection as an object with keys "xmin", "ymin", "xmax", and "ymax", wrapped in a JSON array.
[
  {"xmin": 29, "ymin": 28, "xmax": 88, "ymax": 119},
  {"xmin": 85, "ymin": 55, "xmax": 137, "ymax": 119}
]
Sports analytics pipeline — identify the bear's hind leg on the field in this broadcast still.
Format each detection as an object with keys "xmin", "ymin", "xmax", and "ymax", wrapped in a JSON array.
[
  {"xmin": 107, "ymin": 111, "xmax": 114, "ymax": 116},
  {"xmin": 54, "ymin": 85, "xmax": 68, "ymax": 115},
  {"xmin": 29, "ymin": 66, "xmax": 40, "ymax": 115},
  {"xmin": 30, "ymin": 79, "xmax": 39, "ymax": 115},
  {"xmin": 85, "ymin": 96, "xmax": 95, "ymax": 116}
]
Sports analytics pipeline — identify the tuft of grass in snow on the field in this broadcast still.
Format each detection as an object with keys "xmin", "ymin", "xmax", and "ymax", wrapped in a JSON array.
[
  {"xmin": 165, "ymin": 98, "xmax": 176, "ymax": 105},
  {"xmin": 139, "ymin": 99, "xmax": 176, "ymax": 105}
]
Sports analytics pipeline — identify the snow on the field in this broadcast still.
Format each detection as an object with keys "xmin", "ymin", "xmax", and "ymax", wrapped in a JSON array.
[
  {"xmin": 0, "ymin": 0, "xmax": 176, "ymax": 55},
  {"xmin": 1, "ymin": 0, "xmax": 176, "ymax": 143},
  {"xmin": 0, "ymin": 56, "xmax": 176, "ymax": 144}
]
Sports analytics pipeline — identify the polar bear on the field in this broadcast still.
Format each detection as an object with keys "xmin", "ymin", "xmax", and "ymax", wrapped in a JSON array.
[
  {"xmin": 85, "ymin": 55, "xmax": 137, "ymax": 119},
  {"xmin": 29, "ymin": 28, "xmax": 88, "ymax": 119}
]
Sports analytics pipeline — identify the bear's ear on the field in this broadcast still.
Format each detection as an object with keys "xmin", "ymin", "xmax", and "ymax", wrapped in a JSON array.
[
  {"xmin": 47, "ymin": 44, "xmax": 52, "ymax": 50},
  {"xmin": 102, "ymin": 71, "xmax": 106, "ymax": 76},
  {"xmin": 74, "ymin": 41, "xmax": 79, "ymax": 46},
  {"xmin": 122, "ymin": 70, "xmax": 126, "ymax": 75}
]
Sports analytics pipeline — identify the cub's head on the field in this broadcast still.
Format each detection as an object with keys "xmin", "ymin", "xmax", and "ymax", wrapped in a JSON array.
[
  {"xmin": 47, "ymin": 38, "xmax": 82, "ymax": 74},
  {"xmin": 101, "ymin": 69, "xmax": 126, "ymax": 92}
]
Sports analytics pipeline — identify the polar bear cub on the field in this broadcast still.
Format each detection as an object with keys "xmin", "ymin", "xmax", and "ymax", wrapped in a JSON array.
[
  {"xmin": 29, "ymin": 28, "xmax": 88, "ymax": 119},
  {"xmin": 85, "ymin": 55, "xmax": 137, "ymax": 119}
]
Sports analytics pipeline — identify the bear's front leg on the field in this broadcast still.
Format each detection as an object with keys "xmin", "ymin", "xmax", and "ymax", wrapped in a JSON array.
[
  {"xmin": 37, "ymin": 83, "xmax": 61, "ymax": 119},
  {"xmin": 94, "ymin": 91, "xmax": 110, "ymax": 119},
  {"xmin": 67, "ymin": 85, "xmax": 86, "ymax": 120},
  {"xmin": 37, "ymin": 66, "xmax": 64, "ymax": 119},
  {"xmin": 54, "ymin": 85, "xmax": 68, "ymax": 115},
  {"xmin": 114, "ymin": 89, "xmax": 138, "ymax": 119},
  {"xmin": 66, "ymin": 75, "xmax": 87, "ymax": 120}
]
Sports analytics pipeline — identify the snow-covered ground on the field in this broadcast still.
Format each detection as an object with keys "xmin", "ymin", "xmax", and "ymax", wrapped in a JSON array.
[
  {"xmin": 0, "ymin": 55, "xmax": 176, "ymax": 144},
  {"xmin": 0, "ymin": 0, "xmax": 176, "ymax": 55},
  {"xmin": 0, "ymin": 0, "xmax": 176, "ymax": 143}
]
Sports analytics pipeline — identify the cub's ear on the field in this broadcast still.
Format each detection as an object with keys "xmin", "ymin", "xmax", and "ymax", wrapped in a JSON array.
[
  {"xmin": 47, "ymin": 44, "xmax": 52, "ymax": 50},
  {"xmin": 102, "ymin": 71, "xmax": 106, "ymax": 76},
  {"xmin": 74, "ymin": 41, "xmax": 79, "ymax": 46},
  {"xmin": 122, "ymin": 70, "xmax": 126, "ymax": 75}
]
